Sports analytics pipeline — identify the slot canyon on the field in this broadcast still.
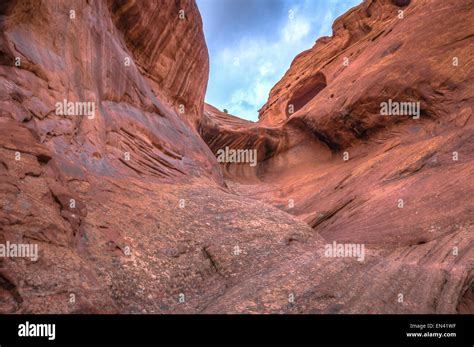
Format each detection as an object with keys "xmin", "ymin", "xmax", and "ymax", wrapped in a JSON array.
[{"xmin": 0, "ymin": 0, "xmax": 473, "ymax": 314}]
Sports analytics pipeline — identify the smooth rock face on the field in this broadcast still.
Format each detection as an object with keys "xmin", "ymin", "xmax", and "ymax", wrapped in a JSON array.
[{"xmin": 0, "ymin": 0, "xmax": 473, "ymax": 314}]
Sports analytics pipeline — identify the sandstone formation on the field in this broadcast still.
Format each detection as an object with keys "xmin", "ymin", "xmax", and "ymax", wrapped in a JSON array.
[
  {"xmin": 201, "ymin": 0, "xmax": 474, "ymax": 313},
  {"xmin": 0, "ymin": 0, "xmax": 473, "ymax": 314}
]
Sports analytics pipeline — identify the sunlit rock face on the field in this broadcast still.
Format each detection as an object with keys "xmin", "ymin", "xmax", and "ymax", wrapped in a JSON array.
[{"xmin": 0, "ymin": 0, "xmax": 472, "ymax": 314}]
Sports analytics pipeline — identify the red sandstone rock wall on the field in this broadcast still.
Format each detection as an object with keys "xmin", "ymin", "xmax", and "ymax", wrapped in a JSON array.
[
  {"xmin": 0, "ymin": 0, "xmax": 220, "ymax": 182},
  {"xmin": 107, "ymin": 0, "xmax": 210, "ymax": 126},
  {"xmin": 259, "ymin": 0, "xmax": 473, "ymax": 132}
]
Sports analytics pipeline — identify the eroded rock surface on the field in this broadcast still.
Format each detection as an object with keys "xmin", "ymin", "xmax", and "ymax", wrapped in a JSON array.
[{"xmin": 0, "ymin": 0, "xmax": 472, "ymax": 314}]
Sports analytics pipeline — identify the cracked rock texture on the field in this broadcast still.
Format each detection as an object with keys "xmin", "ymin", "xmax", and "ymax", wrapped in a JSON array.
[{"xmin": 1, "ymin": 0, "xmax": 473, "ymax": 313}]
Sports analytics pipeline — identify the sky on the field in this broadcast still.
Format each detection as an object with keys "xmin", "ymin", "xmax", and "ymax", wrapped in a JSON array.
[{"xmin": 197, "ymin": 0, "xmax": 361, "ymax": 121}]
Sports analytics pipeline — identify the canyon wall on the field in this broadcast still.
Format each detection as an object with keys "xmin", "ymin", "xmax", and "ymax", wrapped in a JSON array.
[{"xmin": 107, "ymin": 0, "xmax": 210, "ymax": 126}]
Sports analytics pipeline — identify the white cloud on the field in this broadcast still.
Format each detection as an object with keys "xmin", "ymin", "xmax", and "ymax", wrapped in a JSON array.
[
  {"xmin": 282, "ymin": 10, "xmax": 311, "ymax": 43},
  {"xmin": 213, "ymin": 22, "xmax": 316, "ymax": 119},
  {"xmin": 258, "ymin": 62, "xmax": 274, "ymax": 77}
]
